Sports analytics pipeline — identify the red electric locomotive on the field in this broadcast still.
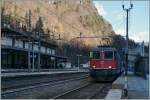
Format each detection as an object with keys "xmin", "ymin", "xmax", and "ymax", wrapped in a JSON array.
[{"xmin": 89, "ymin": 46, "xmax": 124, "ymax": 81}]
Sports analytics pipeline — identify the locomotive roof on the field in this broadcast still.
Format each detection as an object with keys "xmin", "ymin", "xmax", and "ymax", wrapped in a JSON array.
[{"xmin": 92, "ymin": 46, "xmax": 116, "ymax": 51}]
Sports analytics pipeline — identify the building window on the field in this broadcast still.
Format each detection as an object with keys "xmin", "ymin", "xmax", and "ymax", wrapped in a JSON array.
[
  {"xmin": 25, "ymin": 42, "xmax": 29, "ymax": 49},
  {"xmin": 34, "ymin": 45, "xmax": 38, "ymax": 51},
  {"xmin": 1, "ymin": 37, "xmax": 12, "ymax": 46},
  {"xmin": 14, "ymin": 40, "xmax": 19, "ymax": 47},
  {"xmin": 49, "ymin": 48, "xmax": 51, "ymax": 54},
  {"xmin": 41, "ymin": 46, "xmax": 46, "ymax": 53},
  {"xmin": 14, "ymin": 39, "xmax": 19, "ymax": 47},
  {"xmin": 14, "ymin": 39, "xmax": 23, "ymax": 48},
  {"xmin": 18, "ymin": 40, "xmax": 23, "ymax": 48},
  {"xmin": 47, "ymin": 48, "xmax": 51, "ymax": 54},
  {"xmin": 1, "ymin": 37, "xmax": 7, "ymax": 45},
  {"xmin": 50, "ymin": 49, "xmax": 52, "ymax": 54},
  {"xmin": 52, "ymin": 49, "xmax": 55, "ymax": 55}
]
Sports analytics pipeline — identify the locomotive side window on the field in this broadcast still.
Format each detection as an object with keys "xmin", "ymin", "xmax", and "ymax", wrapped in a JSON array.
[
  {"xmin": 89, "ymin": 51, "xmax": 100, "ymax": 59},
  {"xmin": 104, "ymin": 51, "xmax": 113, "ymax": 59}
]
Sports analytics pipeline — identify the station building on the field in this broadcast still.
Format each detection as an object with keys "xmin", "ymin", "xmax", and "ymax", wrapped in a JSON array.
[{"xmin": 1, "ymin": 22, "xmax": 68, "ymax": 71}]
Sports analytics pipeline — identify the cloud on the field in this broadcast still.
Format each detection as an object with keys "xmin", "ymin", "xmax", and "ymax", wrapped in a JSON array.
[
  {"xmin": 130, "ymin": 32, "xmax": 149, "ymax": 42},
  {"xmin": 115, "ymin": 29, "xmax": 149, "ymax": 42},
  {"xmin": 93, "ymin": 2, "xmax": 107, "ymax": 16},
  {"xmin": 112, "ymin": 11, "xmax": 124, "ymax": 20},
  {"xmin": 117, "ymin": 13, "xmax": 125, "ymax": 20},
  {"xmin": 115, "ymin": 29, "xmax": 126, "ymax": 36}
]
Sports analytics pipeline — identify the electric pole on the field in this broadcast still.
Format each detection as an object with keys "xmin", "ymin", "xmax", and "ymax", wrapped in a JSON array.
[{"xmin": 122, "ymin": 2, "xmax": 133, "ymax": 98}]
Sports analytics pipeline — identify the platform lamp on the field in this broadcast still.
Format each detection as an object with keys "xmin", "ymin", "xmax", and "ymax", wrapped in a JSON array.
[
  {"xmin": 77, "ymin": 54, "xmax": 82, "ymax": 71},
  {"xmin": 122, "ymin": 1, "xmax": 133, "ymax": 98}
]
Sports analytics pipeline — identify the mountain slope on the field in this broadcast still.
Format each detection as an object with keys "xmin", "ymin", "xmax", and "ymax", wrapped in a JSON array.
[{"xmin": 1, "ymin": 0, "xmax": 115, "ymax": 46}]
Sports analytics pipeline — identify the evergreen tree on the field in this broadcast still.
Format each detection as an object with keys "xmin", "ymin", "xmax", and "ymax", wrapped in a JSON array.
[
  {"xmin": 1, "ymin": 6, "xmax": 5, "ymax": 17},
  {"xmin": 25, "ymin": 9, "xmax": 32, "ymax": 31},
  {"xmin": 1, "ymin": 6, "xmax": 5, "ymax": 24},
  {"xmin": 35, "ymin": 16, "xmax": 44, "ymax": 35}
]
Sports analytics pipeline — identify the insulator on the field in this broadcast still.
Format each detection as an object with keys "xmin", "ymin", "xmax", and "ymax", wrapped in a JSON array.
[
  {"xmin": 131, "ymin": 4, "xmax": 133, "ymax": 8},
  {"xmin": 122, "ymin": 5, "xmax": 124, "ymax": 9}
]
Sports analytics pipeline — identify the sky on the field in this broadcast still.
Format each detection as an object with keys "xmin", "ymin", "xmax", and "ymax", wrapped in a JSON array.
[{"xmin": 93, "ymin": 0, "xmax": 149, "ymax": 43}]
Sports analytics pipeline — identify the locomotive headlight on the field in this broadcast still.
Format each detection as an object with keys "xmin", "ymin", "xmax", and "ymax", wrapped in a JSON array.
[
  {"xmin": 92, "ymin": 66, "xmax": 96, "ymax": 68},
  {"xmin": 108, "ymin": 66, "xmax": 112, "ymax": 69}
]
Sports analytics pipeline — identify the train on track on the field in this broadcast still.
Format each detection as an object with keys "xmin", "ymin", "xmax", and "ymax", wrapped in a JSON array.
[{"xmin": 89, "ymin": 46, "xmax": 124, "ymax": 81}]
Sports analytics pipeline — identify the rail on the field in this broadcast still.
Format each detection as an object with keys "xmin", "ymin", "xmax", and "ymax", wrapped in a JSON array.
[
  {"xmin": 53, "ymin": 83, "xmax": 112, "ymax": 99},
  {"xmin": 2, "ymin": 75, "xmax": 89, "ymax": 96}
]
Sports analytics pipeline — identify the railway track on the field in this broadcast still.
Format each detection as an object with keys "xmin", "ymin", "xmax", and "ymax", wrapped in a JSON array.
[
  {"xmin": 2, "ymin": 74, "xmax": 89, "ymax": 98},
  {"xmin": 52, "ymin": 82, "xmax": 112, "ymax": 99},
  {"xmin": 2, "ymin": 72, "xmax": 112, "ymax": 99},
  {"xmin": 2, "ymin": 73, "xmax": 89, "ymax": 91},
  {"xmin": 88, "ymin": 83, "xmax": 112, "ymax": 99}
]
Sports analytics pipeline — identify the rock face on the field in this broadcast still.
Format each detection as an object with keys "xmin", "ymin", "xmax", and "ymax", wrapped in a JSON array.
[{"xmin": 1, "ymin": 0, "xmax": 115, "ymax": 46}]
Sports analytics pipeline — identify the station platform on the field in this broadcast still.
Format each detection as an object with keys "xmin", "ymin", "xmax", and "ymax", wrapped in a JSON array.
[
  {"xmin": 1, "ymin": 69, "xmax": 89, "ymax": 78},
  {"xmin": 106, "ymin": 72, "xmax": 149, "ymax": 99}
]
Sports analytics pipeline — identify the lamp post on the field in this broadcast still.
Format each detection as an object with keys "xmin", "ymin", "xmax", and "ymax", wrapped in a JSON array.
[
  {"xmin": 28, "ymin": 40, "xmax": 39, "ymax": 72},
  {"xmin": 77, "ymin": 54, "xmax": 82, "ymax": 71},
  {"xmin": 36, "ymin": 32, "xmax": 41, "ymax": 72},
  {"xmin": 31, "ymin": 41, "xmax": 35, "ymax": 72},
  {"xmin": 122, "ymin": 2, "xmax": 133, "ymax": 98},
  {"xmin": 28, "ymin": 40, "xmax": 31, "ymax": 72}
]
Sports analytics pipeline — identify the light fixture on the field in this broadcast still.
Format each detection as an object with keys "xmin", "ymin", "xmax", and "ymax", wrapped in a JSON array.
[
  {"xmin": 93, "ymin": 66, "xmax": 96, "ymax": 68},
  {"xmin": 108, "ymin": 66, "xmax": 112, "ymax": 69}
]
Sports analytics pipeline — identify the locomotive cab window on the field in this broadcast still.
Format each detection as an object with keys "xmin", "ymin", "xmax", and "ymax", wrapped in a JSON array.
[
  {"xmin": 104, "ymin": 51, "xmax": 113, "ymax": 59},
  {"xmin": 89, "ymin": 51, "xmax": 100, "ymax": 59}
]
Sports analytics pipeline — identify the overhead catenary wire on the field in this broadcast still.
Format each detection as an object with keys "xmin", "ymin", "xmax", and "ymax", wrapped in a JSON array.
[
  {"xmin": 91, "ymin": 1, "xmax": 128, "ymax": 45},
  {"xmin": 73, "ymin": 1, "xmax": 100, "ymax": 45},
  {"xmin": 47, "ymin": 1, "xmax": 105, "ymax": 45},
  {"xmin": 122, "ymin": 0, "xmax": 124, "ymax": 5},
  {"xmin": 122, "ymin": 0, "xmax": 126, "ymax": 32},
  {"xmin": 113, "ymin": 12, "xmax": 126, "ymax": 29},
  {"xmin": 47, "ymin": 0, "xmax": 128, "ymax": 45},
  {"xmin": 112, "ymin": 12, "xmax": 125, "ymax": 26}
]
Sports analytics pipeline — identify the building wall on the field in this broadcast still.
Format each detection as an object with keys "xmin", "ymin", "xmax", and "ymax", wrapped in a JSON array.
[
  {"xmin": 1, "ymin": 32, "xmax": 58, "ymax": 69},
  {"xmin": 1, "ymin": 50, "xmax": 28, "ymax": 69},
  {"xmin": 1, "ymin": 32, "xmax": 56, "ymax": 55}
]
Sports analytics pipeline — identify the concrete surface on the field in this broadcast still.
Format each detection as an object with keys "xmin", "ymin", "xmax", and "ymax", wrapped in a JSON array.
[
  {"xmin": 1, "ymin": 70, "xmax": 88, "ymax": 78},
  {"xmin": 106, "ymin": 74, "xmax": 149, "ymax": 99},
  {"xmin": 105, "ymin": 89, "xmax": 122, "ymax": 99},
  {"xmin": 127, "ymin": 75, "xmax": 149, "ymax": 99}
]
